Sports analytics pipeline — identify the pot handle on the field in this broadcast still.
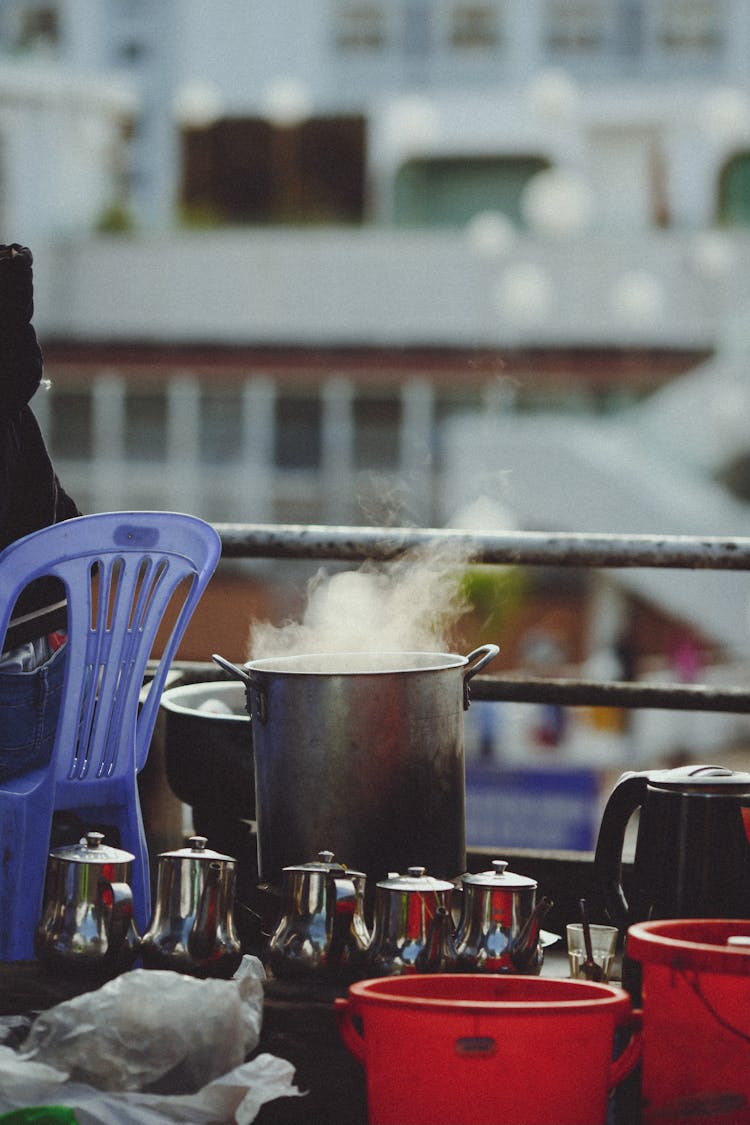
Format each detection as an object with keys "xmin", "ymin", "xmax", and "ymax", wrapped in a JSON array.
[
  {"xmin": 462, "ymin": 644, "xmax": 499, "ymax": 709},
  {"xmin": 212, "ymin": 652, "xmax": 267, "ymax": 721},
  {"xmin": 334, "ymin": 995, "xmax": 366, "ymax": 1064},
  {"xmin": 212, "ymin": 653, "xmax": 251, "ymax": 686},
  {"xmin": 608, "ymin": 1008, "xmax": 643, "ymax": 1090}
]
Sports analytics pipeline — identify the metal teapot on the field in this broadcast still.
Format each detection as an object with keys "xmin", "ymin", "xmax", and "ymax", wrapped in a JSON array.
[
  {"xmin": 367, "ymin": 866, "xmax": 458, "ymax": 976},
  {"xmin": 140, "ymin": 835, "xmax": 242, "ymax": 979},
  {"xmin": 453, "ymin": 860, "xmax": 553, "ymax": 974},
  {"xmin": 266, "ymin": 850, "xmax": 370, "ymax": 979},
  {"xmin": 34, "ymin": 830, "xmax": 140, "ymax": 978}
]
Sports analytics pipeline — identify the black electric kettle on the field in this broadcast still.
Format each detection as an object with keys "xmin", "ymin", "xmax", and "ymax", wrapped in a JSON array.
[{"xmin": 594, "ymin": 764, "xmax": 750, "ymax": 929}]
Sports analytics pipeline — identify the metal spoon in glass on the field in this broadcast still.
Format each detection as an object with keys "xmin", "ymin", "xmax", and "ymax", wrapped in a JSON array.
[{"xmin": 579, "ymin": 898, "xmax": 604, "ymax": 982}]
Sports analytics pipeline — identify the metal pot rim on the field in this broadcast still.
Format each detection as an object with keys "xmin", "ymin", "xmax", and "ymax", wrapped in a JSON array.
[
  {"xmin": 159, "ymin": 680, "xmax": 249, "ymax": 721},
  {"xmin": 244, "ymin": 650, "xmax": 470, "ymax": 676}
]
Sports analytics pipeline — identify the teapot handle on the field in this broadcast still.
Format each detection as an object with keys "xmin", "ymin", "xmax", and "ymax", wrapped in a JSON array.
[
  {"xmin": 327, "ymin": 873, "xmax": 356, "ymax": 968},
  {"xmin": 98, "ymin": 877, "xmax": 138, "ymax": 971},
  {"xmin": 462, "ymin": 644, "xmax": 500, "ymax": 710},
  {"xmin": 593, "ymin": 772, "xmax": 649, "ymax": 929}
]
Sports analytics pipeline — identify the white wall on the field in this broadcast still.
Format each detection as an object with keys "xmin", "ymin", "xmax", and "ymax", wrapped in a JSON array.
[
  {"xmin": 25, "ymin": 227, "xmax": 750, "ymax": 351},
  {"xmin": 0, "ymin": 61, "xmax": 136, "ymax": 239}
]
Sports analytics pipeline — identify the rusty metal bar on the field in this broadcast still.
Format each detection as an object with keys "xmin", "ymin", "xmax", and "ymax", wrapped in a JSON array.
[
  {"xmin": 470, "ymin": 676, "xmax": 750, "ymax": 713},
  {"xmin": 164, "ymin": 660, "xmax": 750, "ymax": 714},
  {"xmin": 165, "ymin": 660, "xmax": 750, "ymax": 714},
  {"xmin": 208, "ymin": 523, "xmax": 750, "ymax": 715},
  {"xmin": 215, "ymin": 523, "xmax": 750, "ymax": 570}
]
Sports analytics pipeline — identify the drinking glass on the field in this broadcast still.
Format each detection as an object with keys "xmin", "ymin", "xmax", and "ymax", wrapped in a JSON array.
[{"xmin": 566, "ymin": 922, "xmax": 618, "ymax": 982}]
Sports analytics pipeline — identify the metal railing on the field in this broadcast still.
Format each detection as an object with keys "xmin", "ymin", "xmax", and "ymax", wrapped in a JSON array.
[{"xmin": 213, "ymin": 522, "xmax": 750, "ymax": 714}]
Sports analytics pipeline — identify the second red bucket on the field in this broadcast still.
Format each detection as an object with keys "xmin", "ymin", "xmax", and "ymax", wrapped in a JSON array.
[
  {"xmin": 627, "ymin": 918, "xmax": 750, "ymax": 1124},
  {"xmin": 335, "ymin": 973, "xmax": 641, "ymax": 1125}
]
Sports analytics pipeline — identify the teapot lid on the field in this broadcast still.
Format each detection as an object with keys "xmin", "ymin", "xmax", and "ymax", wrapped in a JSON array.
[
  {"xmin": 50, "ymin": 830, "xmax": 135, "ymax": 865},
  {"xmin": 281, "ymin": 849, "xmax": 366, "ymax": 878},
  {"xmin": 648, "ymin": 764, "xmax": 750, "ymax": 792},
  {"xmin": 159, "ymin": 835, "xmax": 236, "ymax": 863},
  {"xmin": 376, "ymin": 866, "xmax": 455, "ymax": 893},
  {"xmin": 460, "ymin": 859, "xmax": 537, "ymax": 889}
]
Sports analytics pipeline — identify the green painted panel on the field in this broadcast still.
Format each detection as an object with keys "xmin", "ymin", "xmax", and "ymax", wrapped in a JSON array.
[
  {"xmin": 719, "ymin": 152, "xmax": 750, "ymax": 224},
  {"xmin": 394, "ymin": 155, "xmax": 550, "ymax": 227}
]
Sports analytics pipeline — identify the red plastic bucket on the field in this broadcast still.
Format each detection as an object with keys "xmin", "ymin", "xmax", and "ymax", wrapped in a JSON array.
[
  {"xmin": 627, "ymin": 919, "xmax": 750, "ymax": 1124},
  {"xmin": 335, "ymin": 973, "xmax": 641, "ymax": 1125}
]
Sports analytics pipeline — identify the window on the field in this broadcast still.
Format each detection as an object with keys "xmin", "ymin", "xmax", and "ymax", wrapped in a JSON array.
[
  {"xmin": 275, "ymin": 396, "xmax": 322, "ymax": 469},
  {"xmin": 331, "ymin": 2, "xmax": 386, "ymax": 50},
  {"xmin": 394, "ymin": 155, "xmax": 550, "ymax": 228},
  {"xmin": 12, "ymin": 4, "xmax": 58, "ymax": 53},
  {"xmin": 545, "ymin": 0, "xmax": 606, "ymax": 53},
  {"xmin": 718, "ymin": 152, "xmax": 750, "ymax": 226},
  {"xmin": 354, "ymin": 395, "xmax": 400, "ymax": 469},
  {"xmin": 200, "ymin": 389, "xmax": 243, "ymax": 464},
  {"xmin": 48, "ymin": 390, "xmax": 92, "ymax": 461},
  {"xmin": 124, "ymin": 391, "xmax": 166, "ymax": 461},
  {"xmin": 718, "ymin": 450, "xmax": 750, "ymax": 503},
  {"xmin": 181, "ymin": 117, "xmax": 366, "ymax": 225},
  {"xmin": 117, "ymin": 39, "xmax": 148, "ymax": 65},
  {"xmin": 657, "ymin": 0, "xmax": 724, "ymax": 54},
  {"xmin": 449, "ymin": 4, "xmax": 503, "ymax": 49}
]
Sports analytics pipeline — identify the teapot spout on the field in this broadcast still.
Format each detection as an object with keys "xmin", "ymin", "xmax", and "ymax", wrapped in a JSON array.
[
  {"xmin": 415, "ymin": 906, "xmax": 459, "ymax": 973},
  {"xmin": 510, "ymin": 896, "xmax": 553, "ymax": 972},
  {"xmin": 188, "ymin": 861, "xmax": 222, "ymax": 962},
  {"xmin": 187, "ymin": 859, "xmax": 243, "ymax": 977}
]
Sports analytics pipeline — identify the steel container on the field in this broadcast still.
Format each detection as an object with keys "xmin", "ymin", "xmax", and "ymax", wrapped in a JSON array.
[{"xmin": 216, "ymin": 645, "xmax": 498, "ymax": 889}]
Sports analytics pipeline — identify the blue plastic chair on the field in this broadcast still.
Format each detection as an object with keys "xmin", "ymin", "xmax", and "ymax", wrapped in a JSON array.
[{"xmin": 0, "ymin": 512, "xmax": 221, "ymax": 961}]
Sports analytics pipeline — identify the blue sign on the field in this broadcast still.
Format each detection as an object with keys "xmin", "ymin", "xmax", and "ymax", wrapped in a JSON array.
[{"xmin": 465, "ymin": 765, "xmax": 601, "ymax": 851}]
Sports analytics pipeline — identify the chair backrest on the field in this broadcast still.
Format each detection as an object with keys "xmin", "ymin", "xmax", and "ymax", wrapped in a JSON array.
[{"xmin": 0, "ymin": 512, "xmax": 222, "ymax": 785}]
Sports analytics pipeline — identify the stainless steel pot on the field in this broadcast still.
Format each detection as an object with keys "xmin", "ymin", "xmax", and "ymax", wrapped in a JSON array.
[{"xmin": 213, "ymin": 644, "xmax": 499, "ymax": 888}]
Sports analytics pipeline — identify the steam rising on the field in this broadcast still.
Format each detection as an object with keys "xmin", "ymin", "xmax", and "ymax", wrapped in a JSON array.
[{"xmin": 248, "ymin": 542, "xmax": 472, "ymax": 659}]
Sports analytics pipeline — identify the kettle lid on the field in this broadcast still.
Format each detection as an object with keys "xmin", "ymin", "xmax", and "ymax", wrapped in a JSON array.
[
  {"xmin": 376, "ymin": 866, "xmax": 455, "ymax": 893},
  {"xmin": 159, "ymin": 835, "xmax": 236, "ymax": 863},
  {"xmin": 649, "ymin": 764, "xmax": 750, "ymax": 791},
  {"xmin": 50, "ymin": 830, "xmax": 135, "ymax": 865},
  {"xmin": 460, "ymin": 859, "xmax": 537, "ymax": 889}
]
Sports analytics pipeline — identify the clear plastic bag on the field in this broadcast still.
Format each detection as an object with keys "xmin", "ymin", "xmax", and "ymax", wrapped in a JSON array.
[{"xmin": 0, "ymin": 958, "xmax": 302, "ymax": 1124}]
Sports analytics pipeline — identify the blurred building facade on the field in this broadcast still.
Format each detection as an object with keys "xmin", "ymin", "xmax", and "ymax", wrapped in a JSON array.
[
  {"xmin": 4, "ymin": 1, "xmax": 750, "ymax": 234},
  {"xmin": 3, "ymin": 1, "xmax": 750, "ymax": 693}
]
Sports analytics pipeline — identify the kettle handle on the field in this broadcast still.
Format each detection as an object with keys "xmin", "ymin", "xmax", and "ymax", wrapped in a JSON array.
[
  {"xmin": 462, "ymin": 644, "xmax": 500, "ymax": 710},
  {"xmin": 594, "ymin": 772, "xmax": 649, "ymax": 929}
]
